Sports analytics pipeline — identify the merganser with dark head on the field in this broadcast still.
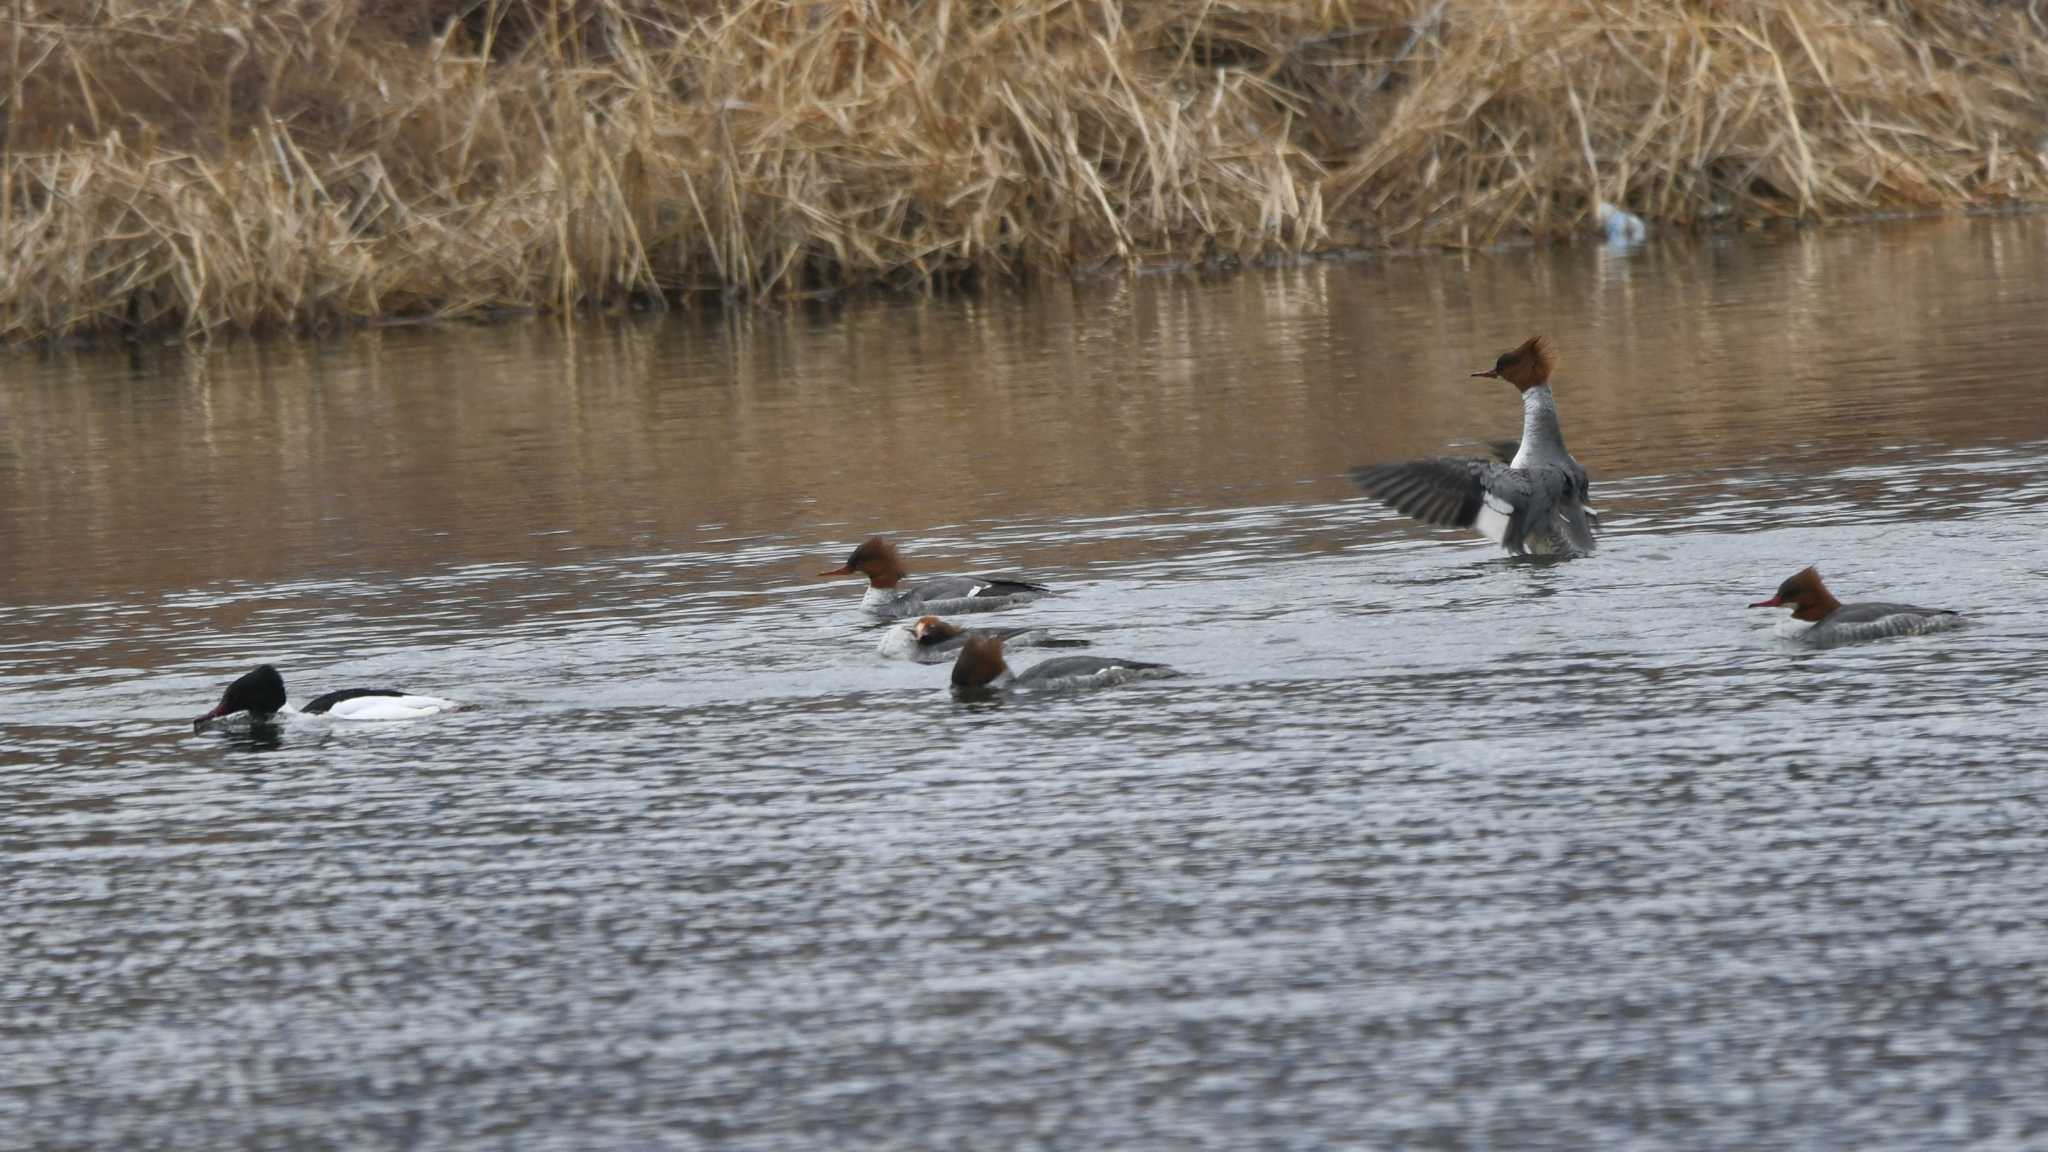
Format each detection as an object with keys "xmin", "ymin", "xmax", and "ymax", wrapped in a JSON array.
[
  {"xmin": 878, "ymin": 615, "xmax": 1090, "ymax": 663},
  {"xmin": 1749, "ymin": 567, "xmax": 1963, "ymax": 648},
  {"xmin": 949, "ymin": 633, "xmax": 1174, "ymax": 697},
  {"xmin": 818, "ymin": 536, "xmax": 1052, "ymax": 620},
  {"xmin": 191, "ymin": 664, "xmax": 458, "ymax": 732},
  {"xmin": 1350, "ymin": 336, "xmax": 1599, "ymax": 557}
]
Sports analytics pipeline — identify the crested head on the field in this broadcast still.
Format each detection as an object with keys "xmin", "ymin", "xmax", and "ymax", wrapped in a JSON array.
[
  {"xmin": 912, "ymin": 616, "xmax": 962, "ymax": 645},
  {"xmin": 1473, "ymin": 335, "xmax": 1558, "ymax": 391},
  {"xmin": 950, "ymin": 633, "xmax": 1009, "ymax": 691},
  {"xmin": 194, "ymin": 663, "xmax": 288, "ymax": 730},
  {"xmin": 1750, "ymin": 565, "xmax": 1842, "ymax": 622},
  {"xmin": 817, "ymin": 535, "xmax": 908, "ymax": 588}
]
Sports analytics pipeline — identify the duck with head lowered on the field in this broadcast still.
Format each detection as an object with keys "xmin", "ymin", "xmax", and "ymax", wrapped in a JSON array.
[
  {"xmin": 1350, "ymin": 335, "xmax": 1599, "ymax": 557},
  {"xmin": 877, "ymin": 615, "xmax": 1089, "ymax": 663},
  {"xmin": 192, "ymin": 664, "xmax": 458, "ymax": 732},
  {"xmin": 817, "ymin": 535, "xmax": 1052, "ymax": 620},
  {"xmin": 948, "ymin": 633, "xmax": 1174, "ymax": 698}
]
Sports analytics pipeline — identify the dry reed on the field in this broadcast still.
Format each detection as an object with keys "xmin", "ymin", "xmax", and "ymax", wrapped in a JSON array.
[{"xmin": 1, "ymin": 0, "xmax": 2044, "ymax": 342}]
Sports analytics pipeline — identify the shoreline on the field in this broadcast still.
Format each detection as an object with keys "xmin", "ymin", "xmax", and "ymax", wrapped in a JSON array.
[
  {"xmin": 4, "ymin": 1, "xmax": 2045, "ymax": 345},
  {"xmin": 17, "ymin": 204, "xmax": 2047, "ymax": 352}
]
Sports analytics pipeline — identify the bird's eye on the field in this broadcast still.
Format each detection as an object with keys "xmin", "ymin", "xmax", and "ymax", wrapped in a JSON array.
[{"xmin": 1495, "ymin": 355, "xmax": 1513, "ymax": 373}]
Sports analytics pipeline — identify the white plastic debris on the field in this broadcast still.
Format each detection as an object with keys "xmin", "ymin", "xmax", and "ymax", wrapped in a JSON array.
[{"xmin": 1595, "ymin": 201, "xmax": 1647, "ymax": 246}]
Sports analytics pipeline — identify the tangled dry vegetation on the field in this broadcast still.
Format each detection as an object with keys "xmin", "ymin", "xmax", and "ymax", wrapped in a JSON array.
[{"xmin": 1, "ymin": 0, "xmax": 2045, "ymax": 341}]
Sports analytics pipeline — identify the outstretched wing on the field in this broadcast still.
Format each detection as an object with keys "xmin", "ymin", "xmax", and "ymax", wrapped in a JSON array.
[
  {"xmin": 1351, "ymin": 457, "xmax": 1599, "ymax": 555},
  {"xmin": 1348, "ymin": 458, "xmax": 1495, "ymax": 533}
]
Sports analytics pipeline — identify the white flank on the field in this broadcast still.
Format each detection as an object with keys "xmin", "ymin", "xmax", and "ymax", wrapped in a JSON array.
[
  {"xmin": 1473, "ymin": 491, "xmax": 1516, "ymax": 546},
  {"xmin": 324, "ymin": 695, "xmax": 457, "ymax": 721}
]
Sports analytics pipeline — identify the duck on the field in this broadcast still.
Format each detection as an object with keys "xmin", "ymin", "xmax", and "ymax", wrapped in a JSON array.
[
  {"xmin": 191, "ymin": 664, "xmax": 457, "ymax": 731},
  {"xmin": 1350, "ymin": 335, "xmax": 1600, "ymax": 557},
  {"xmin": 877, "ymin": 615, "xmax": 1089, "ymax": 663},
  {"xmin": 1748, "ymin": 567, "xmax": 1964, "ymax": 648},
  {"xmin": 817, "ymin": 535, "xmax": 1052, "ymax": 619},
  {"xmin": 949, "ymin": 633, "xmax": 1174, "ymax": 697}
]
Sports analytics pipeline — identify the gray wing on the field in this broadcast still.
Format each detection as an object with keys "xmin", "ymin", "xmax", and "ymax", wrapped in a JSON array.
[
  {"xmin": 1520, "ymin": 458, "xmax": 1598, "ymax": 554},
  {"xmin": 1829, "ymin": 602, "xmax": 1956, "ymax": 625},
  {"xmin": 1351, "ymin": 457, "xmax": 1598, "ymax": 556},
  {"xmin": 923, "ymin": 626, "xmax": 1083, "ymax": 656},
  {"xmin": 1015, "ymin": 656, "xmax": 1167, "ymax": 684},
  {"xmin": 968, "ymin": 575, "xmax": 1051, "ymax": 598},
  {"xmin": 912, "ymin": 573, "xmax": 1049, "ymax": 601},
  {"xmin": 984, "ymin": 626, "xmax": 1088, "ymax": 649},
  {"xmin": 1553, "ymin": 458, "xmax": 1599, "ymax": 552},
  {"xmin": 1349, "ymin": 458, "xmax": 1494, "ymax": 532}
]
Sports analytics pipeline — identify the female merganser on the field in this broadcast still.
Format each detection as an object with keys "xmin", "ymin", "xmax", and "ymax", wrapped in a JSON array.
[
  {"xmin": 817, "ymin": 536, "xmax": 1052, "ymax": 619},
  {"xmin": 878, "ymin": 615, "xmax": 1090, "ymax": 663},
  {"xmin": 949, "ymin": 633, "xmax": 1173, "ymax": 697},
  {"xmin": 191, "ymin": 664, "xmax": 458, "ymax": 731},
  {"xmin": 1350, "ymin": 335, "xmax": 1600, "ymax": 557},
  {"xmin": 1748, "ymin": 567, "xmax": 1963, "ymax": 648}
]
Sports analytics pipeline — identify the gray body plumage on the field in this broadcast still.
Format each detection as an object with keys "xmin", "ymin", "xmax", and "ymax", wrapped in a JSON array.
[
  {"xmin": 878, "ymin": 622, "xmax": 1087, "ymax": 663},
  {"xmin": 1011, "ymin": 656, "xmax": 1167, "ymax": 686},
  {"xmin": 1796, "ymin": 603, "xmax": 1963, "ymax": 648},
  {"xmin": 1350, "ymin": 384, "xmax": 1599, "ymax": 557},
  {"xmin": 862, "ymin": 573, "xmax": 1051, "ymax": 619}
]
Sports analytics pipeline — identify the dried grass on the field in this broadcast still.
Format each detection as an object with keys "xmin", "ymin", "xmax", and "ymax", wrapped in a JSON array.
[{"xmin": 2, "ymin": 0, "xmax": 2044, "ymax": 341}]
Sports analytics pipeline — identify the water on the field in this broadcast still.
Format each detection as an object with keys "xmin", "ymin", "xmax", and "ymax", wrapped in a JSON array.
[{"xmin": 5, "ymin": 217, "xmax": 2048, "ymax": 1149}]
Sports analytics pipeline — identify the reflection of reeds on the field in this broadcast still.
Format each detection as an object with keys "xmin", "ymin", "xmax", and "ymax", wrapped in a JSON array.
[{"xmin": 1, "ymin": 1, "xmax": 2043, "ymax": 341}]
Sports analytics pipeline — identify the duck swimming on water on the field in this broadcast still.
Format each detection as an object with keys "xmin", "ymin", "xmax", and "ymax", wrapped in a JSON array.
[
  {"xmin": 949, "ymin": 633, "xmax": 1174, "ymax": 697},
  {"xmin": 877, "ymin": 615, "xmax": 1089, "ymax": 663},
  {"xmin": 817, "ymin": 536, "xmax": 1052, "ymax": 620},
  {"xmin": 191, "ymin": 664, "xmax": 458, "ymax": 731},
  {"xmin": 1749, "ymin": 567, "xmax": 1964, "ymax": 648}
]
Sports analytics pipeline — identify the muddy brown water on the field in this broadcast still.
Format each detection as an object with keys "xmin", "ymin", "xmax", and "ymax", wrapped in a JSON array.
[{"xmin": 5, "ymin": 217, "xmax": 2048, "ymax": 1149}]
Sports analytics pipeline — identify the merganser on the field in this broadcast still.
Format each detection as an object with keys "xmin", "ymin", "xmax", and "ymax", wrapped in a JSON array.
[
  {"xmin": 949, "ymin": 633, "xmax": 1174, "ymax": 697},
  {"xmin": 1350, "ymin": 336, "xmax": 1600, "ymax": 557},
  {"xmin": 817, "ymin": 536, "xmax": 1052, "ymax": 619},
  {"xmin": 191, "ymin": 664, "xmax": 457, "ymax": 732},
  {"xmin": 1748, "ymin": 567, "xmax": 1964, "ymax": 648},
  {"xmin": 878, "ymin": 615, "xmax": 1090, "ymax": 663}
]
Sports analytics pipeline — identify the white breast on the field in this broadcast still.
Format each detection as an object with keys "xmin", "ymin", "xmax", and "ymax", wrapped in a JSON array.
[{"xmin": 861, "ymin": 586, "xmax": 913, "ymax": 619}]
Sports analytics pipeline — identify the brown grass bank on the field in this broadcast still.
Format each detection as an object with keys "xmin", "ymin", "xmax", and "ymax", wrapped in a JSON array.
[{"xmin": 2, "ymin": 1, "xmax": 2045, "ymax": 342}]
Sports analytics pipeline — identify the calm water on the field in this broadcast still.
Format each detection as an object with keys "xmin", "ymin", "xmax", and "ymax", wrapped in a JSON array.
[{"xmin": 5, "ymin": 218, "xmax": 2048, "ymax": 1150}]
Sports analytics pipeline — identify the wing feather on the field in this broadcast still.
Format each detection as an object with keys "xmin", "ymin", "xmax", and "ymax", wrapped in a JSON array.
[
  {"xmin": 1349, "ymin": 459, "xmax": 1486, "ymax": 530},
  {"xmin": 1353, "ymin": 455, "xmax": 1601, "ymax": 557}
]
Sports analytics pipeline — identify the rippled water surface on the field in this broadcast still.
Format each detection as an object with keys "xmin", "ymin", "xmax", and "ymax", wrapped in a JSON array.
[{"xmin": 6, "ymin": 218, "xmax": 2048, "ymax": 1150}]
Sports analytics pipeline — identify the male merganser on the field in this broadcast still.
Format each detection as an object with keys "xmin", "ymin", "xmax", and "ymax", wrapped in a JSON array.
[
  {"xmin": 817, "ymin": 536, "xmax": 1052, "ymax": 619},
  {"xmin": 1350, "ymin": 335, "xmax": 1600, "ymax": 557},
  {"xmin": 878, "ymin": 615, "xmax": 1090, "ymax": 663},
  {"xmin": 191, "ymin": 664, "xmax": 458, "ymax": 731},
  {"xmin": 1748, "ymin": 567, "xmax": 1963, "ymax": 648},
  {"xmin": 949, "ymin": 633, "xmax": 1173, "ymax": 696}
]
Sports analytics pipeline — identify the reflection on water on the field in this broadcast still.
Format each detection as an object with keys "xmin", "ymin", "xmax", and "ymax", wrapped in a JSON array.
[
  {"xmin": 7, "ymin": 217, "xmax": 2048, "ymax": 603},
  {"xmin": 5, "ymin": 217, "xmax": 2048, "ymax": 1150}
]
